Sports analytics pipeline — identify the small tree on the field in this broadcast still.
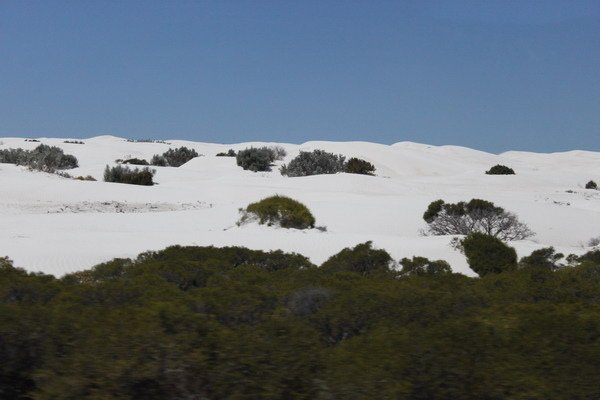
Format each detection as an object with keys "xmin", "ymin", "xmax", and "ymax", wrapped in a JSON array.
[
  {"xmin": 321, "ymin": 241, "xmax": 393, "ymax": 276},
  {"xmin": 585, "ymin": 180, "xmax": 598, "ymax": 190},
  {"xmin": 238, "ymin": 195, "xmax": 315, "ymax": 229},
  {"xmin": 460, "ymin": 233, "xmax": 517, "ymax": 277},
  {"xmin": 344, "ymin": 157, "xmax": 376, "ymax": 175},
  {"xmin": 399, "ymin": 256, "xmax": 452, "ymax": 276},
  {"xmin": 486, "ymin": 165, "xmax": 515, "ymax": 175},
  {"xmin": 422, "ymin": 199, "xmax": 533, "ymax": 240},
  {"xmin": 519, "ymin": 247, "xmax": 564, "ymax": 270},
  {"xmin": 280, "ymin": 150, "xmax": 345, "ymax": 177}
]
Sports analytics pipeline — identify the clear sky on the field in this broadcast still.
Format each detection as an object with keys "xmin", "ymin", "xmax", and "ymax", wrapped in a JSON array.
[{"xmin": 1, "ymin": 0, "xmax": 599, "ymax": 152}]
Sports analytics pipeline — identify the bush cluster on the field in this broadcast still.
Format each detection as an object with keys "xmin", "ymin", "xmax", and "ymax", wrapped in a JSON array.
[
  {"xmin": 585, "ymin": 180, "xmax": 597, "ymax": 190},
  {"xmin": 150, "ymin": 146, "xmax": 199, "ymax": 167},
  {"xmin": 0, "ymin": 144, "xmax": 78, "ymax": 172},
  {"xmin": 1, "ymin": 245, "xmax": 599, "ymax": 399},
  {"xmin": 423, "ymin": 198, "xmax": 533, "ymax": 240},
  {"xmin": 63, "ymin": 140, "xmax": 84, "ymax": 144},
  {"xmin": 280, "ymin": 150, "xmax": 376, "ymax": 177},
  {"xmin": 103, "ymin": 165, "xmax": 155, "ymax": 186},
  {"xmin": 239, "ymin": 195, "xmax": 315, "ymax": 229},
  {"xmin": 121, "ymin": 158, "xmax": 149, "ymax": 165},
  {"xmin": 485, "ymin": 164, "xmax": 515, "ymax": 175}
]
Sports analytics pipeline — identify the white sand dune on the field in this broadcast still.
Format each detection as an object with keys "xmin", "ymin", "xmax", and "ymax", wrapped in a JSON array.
[{"xmin": 1, "ymin": 136, "xmax": 599, "ymax": 277}]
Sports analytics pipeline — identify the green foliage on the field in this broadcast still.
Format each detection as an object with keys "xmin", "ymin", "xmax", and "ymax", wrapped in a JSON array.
[
  {"xmin": 0, "ymin": 144, "xmax": 78, "ymax": 172},
  {"xmin": 461, "ymin": 233, "xmax": 518, "ymax": 276},
  {"xmin": 485, "ymin": 164, "xmax": 515, "ymax": 175},
  {"xmin": 150, "ymin": 146, "xmax": 199, "ymax": 167},
  {"xmin": 280, "ymin": 150, "xmax": 346, "ymax": 177},
  {"xmin": 103, "ymin": 165, "xmax": 155, "ymax": 186},
  {"xmin": 423, "ymin": 198, "xmax": 534, "ymax": 240},
  {"xmin": 239, "ymin": 195, "xmax": 316, "ymax": 229},
  {"xmin": 399, "ymin": 256, "xmax": 452, "ymax": 276},
  {"xmin": 585, "ymin": 180, "xmax": 598, "ymax": 189},
  {"xmin": 121, "ymin": 158, "xmax": 149, "ymax": 165},
  {"xmin": 216, "ymin": 149, "xmax": 236, "ymax": 157},
  {"xmin": 236, "ymin": 147, "xmax": 276, "ymax": 171},
  {"xmin": 520, "ymin": 247, "xmax": 564, "ymax": 270},
  {"xmin": 344, "ymin": 157, "xmax": 376, "ymax": 175},
  {"xmin": 0, "ymin": 245, "xmax": 599, "ymax": 399},
  {"xmin": 321, "ymin": 241, "xmax": 393, "ymax": 275}
]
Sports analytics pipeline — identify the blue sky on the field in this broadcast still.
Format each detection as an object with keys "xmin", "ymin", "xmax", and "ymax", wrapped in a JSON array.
[{"xmin": 1, "ymin": 0, "xmax": 599, "ymax": 152}]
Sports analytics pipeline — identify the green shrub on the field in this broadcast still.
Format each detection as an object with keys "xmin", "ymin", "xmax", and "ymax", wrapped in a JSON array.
[
  {"xmin": 103, "ymin": 165, "xmax": 155, "ymax": 186},
  {"xmin": 344, "ymin": 157, "xmax": 376, "ymax": 175},
  {"xmin": 399, "ymin": 256, "xmax": 452, "ymax": 276},
  {"xmin": 150, "ymin": 146, "xmax": 199, "ymax": 167},
  {"xmin": 585, "ymin": 180, "xmax": 598, "ymax": 190},
  {"xmin": 280, "ymin": 150, "xmax": 345, "ymax": 177},
  {"xmin": 460, "ymin": 233, "xmax": 517, "ymax": 277},
  {"xmin": 236, "ymin": 147, "xmax": 276, "ymax": 172},
  {"xmin": 122, "ymin": 158, "xmax": 149, "ymax": 165},
  {"xmin": 216, "ymin": 149, "xmax": 237, "ymax": 157},
  {"xmin": 321, "ymin": 241, "xmax": 393, "ymax": 275},
  {"xmin": 485, "ymin": 164, "xmax": 515, "ymax": 175},
  {"xmin": 0, "ymin": 144, "xmax": 78, "ymax": 172},
  {"xmin": 239, "ymin": 195, "xmax": 315, "ymax": 229},
  {"xmin": 519, "ymin": 247, "xmax": 564, "ymax": 270}
]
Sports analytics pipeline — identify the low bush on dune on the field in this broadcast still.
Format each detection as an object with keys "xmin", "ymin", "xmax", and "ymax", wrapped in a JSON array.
[
  {"xmin": 216, "ymin": 149, "xmax": 236, "ymax": 157},
  {"xmin": 585, "ymin": 180, "xmax": 597, "ymax": 190},
  {"xmin": 238, "ymin": 195, "xmax": 315, "ymax": 229},
  {"xmin": 0, "ymin": 144, "xmax": 78, "ymax": 172},
  {"xmin": 422, "ymin": 198, "xmax": 534, "ymax": 240},
  {"xmin": 235, "ymin": 146, "xmax": 285, "ymax": 172},
  {"xmin": 121, "ymin": 158, "xmax": 149, "ymax": 166},
  {"xmin": 280, "ymin": 150, "xmax": 346, "ymax": 177},
  {"xmin": 1, "ymin": 245, "xmax": 599, "ymax": 398},
  {"xmin": 63, "ymin": 140, "xmax": 84, "ymax": 144},
  {"xmin": 103, "ymin": 165, "xmax": 155, "ymax": 186},
  {"xmin": 485, "ymin": 164, "xmax": 515, "ymax": 175},
  {"xmin": 150, "ymin": 146, "xmax": 200, "ymax": 167},
  {"xmin": 458, "ymin": 232, "xmax": 518, "ymax": 277},
  {"xmin": 280, "ymin": 150, "xmax": 376, "ymax": 177},
  {"xmin": 344, "ymin": 157, "xmax": 376, "ymax": 175}
]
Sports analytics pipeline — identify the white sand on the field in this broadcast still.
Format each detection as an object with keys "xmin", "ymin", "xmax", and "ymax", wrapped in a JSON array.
[{"xmin": 1, "ymin": 135, "xmax": 599, "ymax": 276}]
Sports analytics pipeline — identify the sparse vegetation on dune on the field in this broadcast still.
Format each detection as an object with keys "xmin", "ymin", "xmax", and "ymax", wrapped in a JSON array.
[
  {"xmin": 239, "ymin": 195, "xmax": 316, "ymax": 229},
  {"xmin": 0, "ymin": 144, "xmax": 78, "ymax": 172},
  {"xmin": 103, "ymin": 165, "xmax": 155, "ymax": 186}
]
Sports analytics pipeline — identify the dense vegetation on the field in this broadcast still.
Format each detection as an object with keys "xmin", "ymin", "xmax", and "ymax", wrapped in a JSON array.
[
  {"xmin": 239, "ymin": 195, "xmax": 316, "ymax": 229},
  {"xmin": 103, "ymin": 165, "xmax": 155, "ymax": 186},
  {"xmin": 1, "ymin": 244, "xmax": 599, "ymax": 399},
  {"xmin": 0, "ymin": 144, "xmax": 78, "ymax": 172},
  {"xmin": 280, "ymin": 150, "xmax": 376, "ymax": 177},
  {"xmin": 485, "ymin": 164, "xmax": 515, "ymax": 175},
  {"xmin": 151, "ymin": 146, "xmax": 200, "ymax": 167},
  {"xmin": 422, "ymin": 198, "xmax": 534, "ymax": 240}
]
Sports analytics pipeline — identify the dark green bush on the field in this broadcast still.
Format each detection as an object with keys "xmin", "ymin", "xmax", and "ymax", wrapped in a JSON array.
[
  {"xmin": 0, "ymin": 144, "xmax": 78, "ymax": 172},
  {"xmin": 519, "ymin": 247, "xmax": 564, "ymax": 270},
  {"xmin": 150, "ymin": 146, "xmax": 199, "ymax": 167},
  {"xmin": 103, "ymin": 165, "xmax": 155, "ymax": 186},
  {"xmin": 216, "ymin": 149, "xmax": 236, "ymax": 157},
  {"xmin": 344, "ymin": 157, "xmax": 376, "ymax": 175},
  {"xmin": 280, "ymin": 150, "xmax": 346, "ymax": 177},
  {"xmin": 585, "ymin": 180, "xmax": 598, "ymax": 190},
  {"xmin": 485, "ymin": 164, "xmax": 515, "ymax": 175},
  {"xmin": 461, "ymin": 233, "xmax": 518, "ymax": 277},
  {"xmin": 122, "ymin": 158, "xmax": 149, "ymax": 165},
  {"xmin": 236, "ymin": 147, "xmax": 276, "ymax": 171},
  {"xmin": 239, "ymin": 195, "xmax": 315, "ymax": 229},
  {"xmin": 399, "ymin": 256, "xmax": 452, "ymax": 276},
  {"xmin": 321, "ymin": 241, "xmax": 393, "ymax": 275}
]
